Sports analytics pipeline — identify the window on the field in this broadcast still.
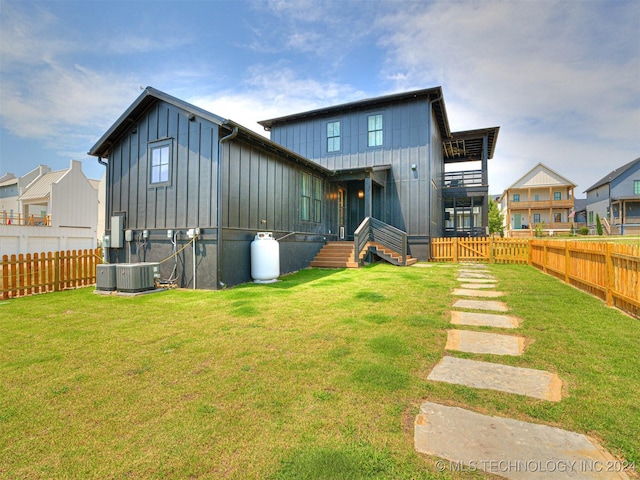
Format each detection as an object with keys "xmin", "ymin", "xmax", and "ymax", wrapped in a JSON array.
[
  {"xmin": 367, "ymin": 114, "xmax": 383, "ymax": 147},
  {"xmin": 635, "ymin": 180, "xmax": 640, "ymax": 195},
  {"xmin": 301, "ymin": 172, "xmax": 311, "ymax": 222},
  {"xmin": 313, "ymin": 177, "xmax": 322, "ymax": 223},
  {"xmin": 554, "ymin": 213, "xmax": 562, "ymax": 223},
  {"xmin": 533, "ymin": 213, "xmax": 541, "ymax": 223},
  {"xmin": 513, "ymin": 194, "xmax": 520, "ymax": 202},
  {"xmin": 301, "ymin": 173, "xmax": 322, "ymax": 223},
  {"xmin": 327, "ymin": 121, "xmax": 340, "ymax": 153},
  {"xmin": 150, "ymin": 140, "xmax": 172, "ymax": 185},
  {"xmin": 589, "ymin": 211, "xmax": 594, "ymax": 224},
  {"xmin": 554, "ymin": 192, "xmax": 561, "ymax": 201},
  {"xmin": 534, "ymin": 194, "xmax": 540, "ymax": 201}
]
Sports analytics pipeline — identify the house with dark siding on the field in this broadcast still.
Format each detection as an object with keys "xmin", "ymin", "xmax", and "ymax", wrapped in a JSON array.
[
  {"xmin": 89, "ymin": 86, "xmax": 498, "ymax": 289},
  {"xmin": 584, "ymin": 157, "xmax": 640, "ymax": 235}
]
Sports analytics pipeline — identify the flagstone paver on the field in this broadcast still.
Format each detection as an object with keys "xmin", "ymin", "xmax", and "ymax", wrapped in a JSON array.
[
  {"xmin": 459, "ymin": 271, "xmax": 495, "ymax": 279},
  {"xmin": 452, "ymin": 288, "xmax": 505, "ymax": 298},
  {"xmin": 457, "ymin": 277, "xmax": 497, "ymax": 283},
  {"xmin": 415, "ymin": 402, "xmax": 630, "ymax": 480},
  {"xmin": 450, "ymin": 311, "xmax": 521, "ymax": 328},
  {"xmin": 446, "ymin": 329, "xmax": 524, "ymax": 356},
  {"xmin": 427, "ymin": 356, "xmax": 563, "ymax": 401},
  {"xmin": 458, "ymin": 283, "xmax": 497, "ymax": 289},
  {"xmin": 453, "ymin": 299, "xmax": 509, "ymax": 312}
]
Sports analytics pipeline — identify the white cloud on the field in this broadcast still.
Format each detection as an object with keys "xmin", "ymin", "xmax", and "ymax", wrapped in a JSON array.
[{"xmin": 374, "ymin": 0, "xmax": 640, "ymax": 194}]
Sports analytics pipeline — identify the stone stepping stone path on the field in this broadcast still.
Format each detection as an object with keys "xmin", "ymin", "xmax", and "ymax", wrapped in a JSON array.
[
  {"xmin": 451, "ymin": 310, "xmax": 521, "ymax": 328},
  {"xmin": 446, "ymin": 329, "xmax": 524, "ymax": 356},
  {"xmin": 453, "ymin": 299, "xmax": 509, "ymax": 312},
  {"xmin": 411, "ymin": 265, "xmax": 624, "ymax": 477},
  {"xmin": 452, "ymin": 288, "xmax": 504, "ymax": 298},
  {"xmin": 458, "ymin": 283, "xmax": 497, "ymax": 289},
  {"xmin": 415, "ymin": 402, "xmax": 630, "ymax": 480},
  {"xmin": 427, "ymin": 356, "xmax": 563, "ymax": 401}
]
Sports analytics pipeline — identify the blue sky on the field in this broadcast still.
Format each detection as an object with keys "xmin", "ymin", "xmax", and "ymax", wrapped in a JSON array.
[{"xmin": 1, "ymin": 0, "xmax": 639, "ymax": 195}]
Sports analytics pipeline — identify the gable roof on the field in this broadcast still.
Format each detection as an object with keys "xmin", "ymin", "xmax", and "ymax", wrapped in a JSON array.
[
  {"xmin": 258, "ymin": 87, "xmax": 451, "ymax": 140},
  {"xmin": 504, "ymin": 162, "xmax": 576, "ymax": 191},
  {"xmin": 18, "ymin": 170, "xmax": 67, "ymax": 201},
  {"xmin": 89, "ymin": 87, "xmax": 332, "ymax": 175},
  {"xmin": 584, "ymin": 157, "xmax": 640, "ymax": 192}
]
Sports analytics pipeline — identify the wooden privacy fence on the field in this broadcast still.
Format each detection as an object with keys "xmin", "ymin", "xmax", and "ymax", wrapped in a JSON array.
[
  {"xmin": 431, "ymin": 237, "xmax": 639, "ymax": 318},
  {"xmin": 1, "ymin": 249, "xmax": 102, "ymax": 299}
]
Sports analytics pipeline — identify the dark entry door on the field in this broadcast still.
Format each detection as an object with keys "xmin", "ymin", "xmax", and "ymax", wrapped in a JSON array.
[{"xmin": 338, "ymin": 187, "xmax": 346, "ymax": 239}]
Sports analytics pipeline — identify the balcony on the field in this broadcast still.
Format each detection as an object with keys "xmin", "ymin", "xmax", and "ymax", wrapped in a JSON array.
[
  {"xmin": 443, "ymin": 170, "xmax": 485, "ymax": 188},
  {"xmin": 509, "ymin": 199, "xmax": 574, "ymax": 209},
  {"xmin": 0, "ymin": 212, "xmax": 51, "ymax": 226}
]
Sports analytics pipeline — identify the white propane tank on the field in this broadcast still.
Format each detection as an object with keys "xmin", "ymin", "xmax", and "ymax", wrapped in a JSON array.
[{"xmin": 251, "ymin": 232, "xmax": 280, "ymax": 283}]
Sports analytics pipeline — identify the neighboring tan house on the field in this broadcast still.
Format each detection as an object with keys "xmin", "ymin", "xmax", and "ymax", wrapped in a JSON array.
[
  {"xmin": 585, "ymin": 157, "xmax": 640, "ymax": 235},
  {"xmin": 0, "ymin": 160, "xmax": 100, "ymax": 256},
  {"xmin": 498, "ymin": 163, "xmax": 576, "ymax": 237},
  {"xmin": 89, "ymin": 86, "xmax": 499, "ymax": 289}
]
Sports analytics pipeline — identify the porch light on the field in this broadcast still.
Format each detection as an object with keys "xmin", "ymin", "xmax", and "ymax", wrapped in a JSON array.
[{"xmin": 358, "ymin": 190, "xmax": 364, "ymax": 199}]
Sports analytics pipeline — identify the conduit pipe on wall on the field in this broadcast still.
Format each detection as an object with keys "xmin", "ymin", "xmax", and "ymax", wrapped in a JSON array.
[{"xmin": 217, "ymin": 126, "xmax": 239, "ymax": 289}]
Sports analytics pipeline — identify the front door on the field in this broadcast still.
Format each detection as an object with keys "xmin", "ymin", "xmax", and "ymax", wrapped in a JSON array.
[
  {"xmin": 514, "ymin": 213, "xmax": 522, "ymax": 230},
  {"xmin": 338, "ymin": 187, "xmax": 346, "ymax": 239}
]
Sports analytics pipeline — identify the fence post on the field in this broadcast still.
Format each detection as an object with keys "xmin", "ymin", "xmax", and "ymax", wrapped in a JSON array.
[
  {"xmin": 54, "ymin": 251, "xmax": 60, "ymax": 292},
  {"xmin": 1, "ymin": 255, "xmax": 7, "ymax": 299},
  {"xmin": 542, "ymin": 240, "xmax": 548, "ymax": 273},
  {"xmin": 489, "ymin": 237, "xmax": 495, "ymax": 264},
  {"xmin": 527, "ymin": 239, "xmax": 532, "ymax": 266},
  {"xmin": 605, "ymin": 242, "xmax": 614, "ymax": 306},
  {"xmin": 452, "ymin": 237, "xmax": 458, "ymax": 263},
  {"xmin": 564, "ymin": 241, "xmax": 570, "ymax": 283}
]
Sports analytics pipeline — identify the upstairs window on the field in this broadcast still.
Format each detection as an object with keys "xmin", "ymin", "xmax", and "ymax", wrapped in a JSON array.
[
  {"xmin": 367, "ymin": 114, "xmax": 383, "ymax": 147},
  {"xmin": 635, "ymin": 180, "xmax": 640, "ymax": 195},
  {"xmin": 149, "ymin": 140, "xmax": 172, "ymax": 185},
  {"xmin": 554, "ymin": 192, "xmax": 561, "ymax": 201},
  {"xmin": 513, "ymin": 193, "xmax": 520, "ymax": 202},
  {"xmin": 327, "ymin": 121, "xmax": 341, "ymax": 153}
]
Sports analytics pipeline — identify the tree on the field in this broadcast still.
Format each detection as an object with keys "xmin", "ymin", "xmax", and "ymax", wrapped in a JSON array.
[
  {"xmin": 488, "ymin": 198, "xmax": 505, "ymax": 237},
  {"xmin": 596, "ymin": 213, "xmax": 603, "ymax": 236}
]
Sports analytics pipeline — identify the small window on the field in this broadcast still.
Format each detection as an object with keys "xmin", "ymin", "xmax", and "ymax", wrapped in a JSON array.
[
  {"xmin": 327, "ymin": 121, "xmax": 340, "ymax": 153},
  {"xmin": 554, "ymin": 213, "xmax": 562, "ymax": 223},
  {"xmin": 312, "ymin": 177, "xmax": 322, "ymax": 223},
  {"xmin": 634, "ymin": 180, "xmax": 640, "ymax": 195},
  {"xmin": 367, "ymin": 114, "xmax": 383, "ymax": 147},
  {"xmin": 301, "ymin": 172, "xmax": 311, "ymax": 222},
  {"xmin": 149, "ymin": 140, "xmax": 172, "ymax": 185},
  {"xmin": 534, "ymin": 194, "xmax": 540, "ymax": 201},
  {"xmin": 533, "ymin": 213, "xmax": 541, "ymax": 223},
  {"xmin": 588, "ymin": 211, "xmax": 594, "ymax": 224},
  {"xmin": 513, "ymin": 194, "xmax": 520, "ymax": 202},
  {"xmin": 554, "ymin": 192, "xmax": 561, "ymax": 201}
]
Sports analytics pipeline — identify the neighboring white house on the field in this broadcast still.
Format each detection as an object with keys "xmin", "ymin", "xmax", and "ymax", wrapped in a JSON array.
[
  {"xmin": 0, "ymin": 160, "xmax": 103, "ymax": 256},
  {"xmin": 498, "ymin": 163, "xmax": 576, "ymax": 237}
]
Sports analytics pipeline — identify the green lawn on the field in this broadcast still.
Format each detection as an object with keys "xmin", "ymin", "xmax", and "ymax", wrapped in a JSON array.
[{"xmin": 1, "ymin": 263, "xmax": 638, "ymax": 479}]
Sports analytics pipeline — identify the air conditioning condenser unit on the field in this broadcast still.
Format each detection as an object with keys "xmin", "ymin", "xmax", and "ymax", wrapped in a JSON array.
[{"xmin": 116, "ymin": 263, "xmax": 159, "ymax": 293}]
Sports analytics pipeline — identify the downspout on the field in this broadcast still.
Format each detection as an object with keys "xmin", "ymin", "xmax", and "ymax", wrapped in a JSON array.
[
  {"xmin": 428, "ymin": 91, "xmax": 443, "ymax": 248},
  {"xmin": 217, "ymin": 126, "xmax": 239, "ymax": 289},
  {"xmin": 98, "ymin": 157, "xmax": 109, "ymax": 263}
]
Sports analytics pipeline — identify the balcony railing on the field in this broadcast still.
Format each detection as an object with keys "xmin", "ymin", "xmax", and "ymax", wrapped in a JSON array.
[
  {"xmin": 443, "ymin": 170, "xmax": 485, "ymax": 188},
  {"xmin": 509, "ymin": 199, "xmax": 574, "ymax": 209},
  {"xmin": 1, "ymin": 213, "xmax": 51, "ymax": 226},
  {"xmin": 612, "ymin": 216, "xmax": 640, "ymax": 225}
]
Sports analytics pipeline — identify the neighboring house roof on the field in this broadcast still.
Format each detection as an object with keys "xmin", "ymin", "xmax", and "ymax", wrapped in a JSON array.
[
  {"xmin": 88, "ymin": 86, "xmax": 331, "ymax": 175},
  {"xmin": 574, "ymin": 198, "xmax": 587, "ymax": 213},
  {"xmin": 0, "ymin": 176, "xmax": 18, "ymax": 188},
  {"xmin": 18, "ymin": 170, "xmax": 67, "ymax": 201},
  {"xmin": 505, "ymin": 162, "xmax": 576, "ymax": 191},
  {"xmin": 257, "ymin": 87, "xmax": 499, "ymax": 162},
  {"xmin": 584, "ymin": 157, "xmax": 640, "ymax": 192}
]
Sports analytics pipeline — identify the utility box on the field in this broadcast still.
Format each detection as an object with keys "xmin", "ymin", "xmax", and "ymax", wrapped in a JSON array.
[
  {"xmin": 96, "ymin": 264, "xmax": 117, "ymax": 291},
  {"xmin": 116, "ymin": 263, "xmax": 159, "ymax": 293},
  {"xmin": 110, "ymin": 215, "xmax": 125, "ymax": 248}
]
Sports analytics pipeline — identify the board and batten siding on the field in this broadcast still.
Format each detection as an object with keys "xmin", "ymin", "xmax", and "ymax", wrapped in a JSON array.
[
  {"xmin": 106, "ymin": 100, "xmax": 219, "ymax": 231},
  {"xmin": 268, "ymin": 99, "xmax": 440, "ymax": 237}
]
